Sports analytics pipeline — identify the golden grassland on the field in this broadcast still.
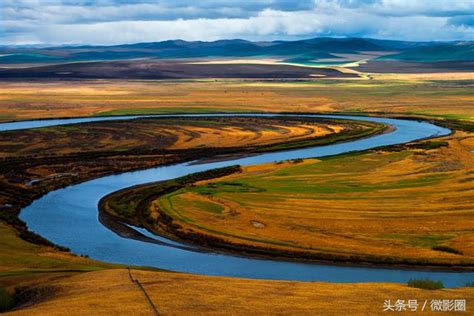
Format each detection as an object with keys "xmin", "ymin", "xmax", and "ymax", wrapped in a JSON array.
[
  {"xmin": 1, "ymin": 76, "xmax": 474, "ymax": 313},
  {"xmin": 0, "ymin": 78, "xmax": 473, "ymax": 122},
  {"xmin": 372, "ymin": 72, "xmax": 474, "ymax": 81},
  {"xmin": 0, "ymin": 117, "xmax": 343, "ymax": 158},
  {"xmin": 0, "ymin": 116, "xmax": 358, "ymax": 213},
  {"xmin": 169, "ymin": 122, "xmax": 343, "ymax": 150},
  {"xmin": 5, "ymin": 269, "xmax": 474, "ymax": 315},
  {"xmin": 0, "ymin": 115, "xmax": 368, "ymax": 276},
  {"xmin": 152, "ymin": 131, "xmax": 474, "ymax": 266},
  {"xmin": 0, "ymin": 115, "xmax": 369, "ymax": 280}
]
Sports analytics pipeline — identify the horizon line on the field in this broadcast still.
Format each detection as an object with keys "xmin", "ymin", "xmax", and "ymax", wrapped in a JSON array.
[{"xmin": 2, "ymin": 36, "xmax": 472, "ymax": 49}]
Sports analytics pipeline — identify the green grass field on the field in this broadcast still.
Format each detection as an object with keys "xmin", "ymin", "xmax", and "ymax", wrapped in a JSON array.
[
  {"xmin": 148, "ymin": 132, "xmax": 474, "ymax": 266},
  {"xmin": 0, "ymin": 223, "xmax": 115, "ymax": 277}
]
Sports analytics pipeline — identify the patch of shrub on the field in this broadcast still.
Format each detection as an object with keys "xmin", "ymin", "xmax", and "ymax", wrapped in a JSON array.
[
  {"xmin": 13, "ymin": 286, "xmax": 55, "ymax": 308},
  {"xmin": 377, "ymin": 141, "xmax": 449, "ymax": 152},
  {"xmin": 441, "ymin": 119, "xmax": 474, "ymax": 133},
  {"xmin": 431, "ymin": 246, "xmax": 463, "ymax": 255},
  {"xmin": 407, "ymin": 278, "xmax": 444, "ymax": 290},
  {"xmin": 464, "ymin": 282, "xmax": 474, "ymax": 287},
  {"xmin": 412, "ymin": 141, "xmax": 449, "ymax": 150},
  {"xmin": 0, "ymin": 287, "xmax": 14, "ymax": 312},
  {"xmin": 290, "ymin": 158, "xmax": 304, "ymax": 164}
]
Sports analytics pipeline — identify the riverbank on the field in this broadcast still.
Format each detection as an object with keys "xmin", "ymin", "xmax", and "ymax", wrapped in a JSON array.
[
  {"xmin": 0, "ymin": 112, "xmax": 470, "ymax": 312},
  {"xmin": 101, "ymin": 122, "xmax": 474, "ymax": 271},
  {"xmin": 0, "ymin": 115, "xmax": 381, "ymax": 255}
]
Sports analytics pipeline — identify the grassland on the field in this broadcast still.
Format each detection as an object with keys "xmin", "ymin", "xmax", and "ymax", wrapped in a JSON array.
[
  {"xmin": 104, "ymin": 128, "xmax": 474, "ymax": 268},
  {"xmin": 0, "ymin": 223, "xmax": 117, "ymax": 276},
  {"xmin": 0, "ymin": 221, "xmax": 119, "ymax": 307},
  {"xmin": 0, "ymin": 115, "xmax": 374, "ymax": 265},
  {"xmin": 0, "ymin": 116, "xmax": 357, "ymax": 158},
  {"xmin": 1, "ymin": 76, "xmax": 474, "ymax": 312},
  {"xmin": 4, "ymin": 269, "xmax": 474, "ymax": 315},
  {"xmin": 0, "ymin": 114, "xmax": 385, "ymax": 312},
  {"xmin": 0, "ymin": 78, "xmax": 473, "ymax": 122}
]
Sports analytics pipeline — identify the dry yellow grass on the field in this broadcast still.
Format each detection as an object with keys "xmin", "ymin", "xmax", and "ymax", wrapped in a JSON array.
[
  {"xmin": 152, "ymin": 132, "xmax": 474, "ymax": 265},
  {"xmin": 6, "ymin": 269, "xmax": 474, "ymax": 315},
  {"xmin": 0, "ymin": 79, "xmax": 473, "ymax": 121},
  {"xmin": 0, "ymin": 117, "xmax": 344, "ymax": 158},
  {"xmin": 1, "ymin": 77, "xmax": 473, "ymax": 313},
  {"xmin": 372, "ymin": 72, "xmax": 474, "ymax": 81},
  {"xmin": 168, "ymin": 123, "xmax": 342, "ymax": 150}
]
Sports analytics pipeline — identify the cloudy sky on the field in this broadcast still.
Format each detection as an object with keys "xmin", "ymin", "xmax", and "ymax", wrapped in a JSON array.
[{"xmin": 1, "ymin": 0, "xmax": 473, "ymax": 45}]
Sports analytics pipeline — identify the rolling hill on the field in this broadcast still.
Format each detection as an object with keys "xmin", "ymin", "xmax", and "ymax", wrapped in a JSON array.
[
  {"xmin": 3, "ymin": 37, "xmax": 470, "ymax": 65},
  {"xmin": 378, "ymin": 42, "xmax": 474, "ymax": 62}
]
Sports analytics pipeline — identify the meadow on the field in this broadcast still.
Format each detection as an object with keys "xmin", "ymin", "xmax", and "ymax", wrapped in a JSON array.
[
  {"xmin": 0, "ymin": 77, "xmax": 473, "ymax": 122},
  {"xmin": 5, "ymin": 269, "xmax": 474, "ymax": 315},
  {"xmin": 1, "ymin": 115, "xmax": 375, "ymax": 255},
  {"xmin": 0, "ymin": 114, "xmax": 385, "ymax": 312},
  {"xmin": 0, "ymin": 116, "xmax": 360, "ymax": 158},
  {"xmin": 1, "ymin": 76, "xmax": 473, "ymax": 312},
  {"xmin": 110, "ymin": 128, "xmax": 474, "ymax": 268}
]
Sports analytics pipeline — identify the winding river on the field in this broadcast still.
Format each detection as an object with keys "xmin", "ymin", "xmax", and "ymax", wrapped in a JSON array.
[{"xmin": 3, "ymin": 113, "xmax": 473, "ymax": 287}]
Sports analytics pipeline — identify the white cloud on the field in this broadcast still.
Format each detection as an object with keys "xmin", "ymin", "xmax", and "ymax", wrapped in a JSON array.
[{"xmin": 0, "ymin": 0, "xmax": 473, "ymax": 44}]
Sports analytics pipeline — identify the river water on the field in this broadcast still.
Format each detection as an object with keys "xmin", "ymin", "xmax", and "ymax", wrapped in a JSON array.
[{"xmin": 2, "ymin": 114, "xmax": 471, "ymax": 287}]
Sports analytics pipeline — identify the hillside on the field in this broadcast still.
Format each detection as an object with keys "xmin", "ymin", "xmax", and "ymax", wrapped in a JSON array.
[
  {"xmin": 6, "ymin": 269, "xmax": 474, "ymax": 315},
  {"xmin": 379, "ymin": 42, "xmax": 474, "ymax": 62},
  {"xmin": 3, "ymin": 37, "xmax": 471, "ymax": 65}
]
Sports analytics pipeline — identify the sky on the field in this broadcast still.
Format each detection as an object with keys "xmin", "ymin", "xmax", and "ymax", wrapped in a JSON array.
[{"xmin": 1, "ymin": 0, "xmax": 473, "ymax": 45}]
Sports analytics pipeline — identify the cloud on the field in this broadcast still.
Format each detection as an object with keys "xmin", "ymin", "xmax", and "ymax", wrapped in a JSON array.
[
  {"xmin": 0, "ymin": 0, "xmax": 473, "ymax": 44},
  {"xmin": 448, "ymin": 15, "xmax": 474, "ymax": 27}
]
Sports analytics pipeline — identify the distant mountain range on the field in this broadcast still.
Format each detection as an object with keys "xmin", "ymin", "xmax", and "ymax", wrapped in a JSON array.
[
  {"xmin": 0, "ymin": 37, "xmax": 473, "ymax": 64},
  {"xmin": 377, "ymin": 42, "xmax": 474, "ymax": 62}
]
